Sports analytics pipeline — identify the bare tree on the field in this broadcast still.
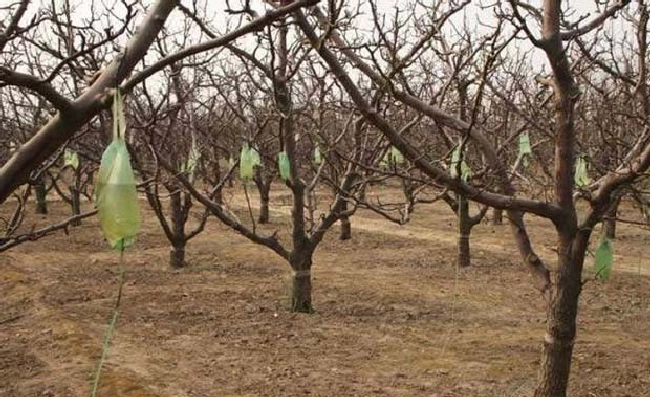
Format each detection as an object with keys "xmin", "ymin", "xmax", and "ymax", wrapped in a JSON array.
[{"xmin": 294, "ymin": 0, "xmax": 639, "ymax": 395}]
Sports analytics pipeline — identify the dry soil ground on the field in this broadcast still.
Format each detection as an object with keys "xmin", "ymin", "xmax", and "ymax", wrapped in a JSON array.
[{"xmin": 1, "ymin": 186, "xmax": 649, "ymax": 397}]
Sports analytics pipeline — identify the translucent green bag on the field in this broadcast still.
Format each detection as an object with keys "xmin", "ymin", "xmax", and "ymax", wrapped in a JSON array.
[
  {"xmin": 519, "ymin": 134, "xmax": 533, "ymax": 168},
  {"xmin": 63, "ymin": 148, "xmax": 79, "ymax": 170},
  {"xmin": 593, "ymin": 236, "xmax": 613, "ymax": 280},
  {"xmin": 314, "ymin": 146, "xmax": 322, "ymax": 165},
  {"xmin": 96, "ymin": 90, "xmax": 141, "ymax": 250},
  {"xmin": 450, "ymin": 145, "xmax": 471, "ymax": 181},
  {"xmin": 180, "ymin": 136, "xmax": 200, "ymax": 176},
  {"xmin": 240, "ymin": 144, "xmax": 254, "ymax": 180},
  {"xmin": 380, "ymin": 146, "xmax": 404, "ymax": 167},
  {"xmin": 391, "ymin": 146, "xmax": 404, "ymax": 164},
  {"xmin": 278, "ymin": 151, "xmax": 290, "ymax": 181},
  {"xmin": 519, "ymin": 134, "xmax": 532, "ymax": 155},
  {"xmin": 250, "ymin": 146, "xmax": 261, "ymax": 167},
  {"xmin": 575, "ymin": 154, "xmax": 591, "ymax": 187}
]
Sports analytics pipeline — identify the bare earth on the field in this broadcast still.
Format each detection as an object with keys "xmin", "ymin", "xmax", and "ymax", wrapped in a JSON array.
[{"xmin": 1, "ymin": 186, "xmax": 649, "ymax": 397}]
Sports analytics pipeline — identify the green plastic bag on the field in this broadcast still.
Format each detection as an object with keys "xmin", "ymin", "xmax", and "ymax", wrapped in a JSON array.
[
  {"xmin": 181, "ymin": 138, "xmax": 200, "ymax": 175},
  {"xmin": 314, "ymin": 146, "xmax": 322, "ymax": 165},
  {"xmin": 519, "ymin": 134, "xmax": 532, "ymax": 155},
  {"xmin": 575, "ymin": 154, "xmax": 591, "ymax": 187},
  {"xmin": 240, "ymin": 144, "xmax": 254, "ymax": 180},
  {"xmin": 278, "ymin": 151, "xmax": 291, "ymax": 181},
  {"xmin": 519, "ymin": 134, "xmax": 533, "ymax": 168},
  {"xmin": 593, "ymin": 236, "xmax": 614, "ymax": 280},
  {"xmin": 96, "ymin": 89, "xmax": 141, "ymax": 250},
  {"xmin": 381, "ymin": 146, "xmax": 403, "ymax": 167},
  {"xmin": 450, "ymin": 146, "xmax": 471, "ymax": 181},
  {"xmin": 250, "ymin": 146, "xmax": 261, "ymax": 167},
  {"xmin": 63, "ymin": 148, "xmax": 80, "ymax": 170},
  {"xmin": 391, "ymin": 146, "xmax": 404, "ymax": 164}
]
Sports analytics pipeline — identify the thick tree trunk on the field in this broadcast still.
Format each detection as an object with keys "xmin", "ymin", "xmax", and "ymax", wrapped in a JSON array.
[
  {"xmin": 458, "ymin": 232, "xmax": 471, "ymax": 268},
  {"xmin": 339, "ymin": 201, "xmax": 351, "ymax": 240},
  {"xmin": 491, "ymin": 207, "xmax": 503, "ymax": 226},
  {"xmin": 259, "ymin": 193, "xmax": 270, "ymax": 224},
  {"xmin": 169, "ymin": 189, "xmax": 187, "ymax": 268},
  {"xmin": 290, "ymin": 253, "xmax": 313, "ymax": 313},
  {"xmin": 34, "ymin": 176, "xmax": 48, "ymax": 215},
  {"xmin": 255, "ymin": 169, "xmax": 272, "ymax": 224},
  {"xmin": 169, "ymin": 243, "xmax": 186, "ymax": 269},
  {"xmin": 339, "ymin": 215, "xmax": 351, "ymax": 240},
  {"xmin": 602, "ymin": 196, "xmax": 620, "ymax": 239},
  {"xmin": 534, "ymin": 233, "xmax": 586, "ymax": 397},
  {"xmin": 458, "ymin": 194, "xmax": 471, "ymax": 268}
]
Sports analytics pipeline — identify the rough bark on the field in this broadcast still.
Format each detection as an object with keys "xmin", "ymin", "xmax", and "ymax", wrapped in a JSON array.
[
  {"xmin": 34, "ymin": 176, "xmax": 48, "ymax": 215},
  {"xmin": 290, "ymin": 254, "xmax": 313, "ymax": 313},
  {"xmin": 169, "ymin": 244, "xmax": 186, "ymax": 269},
  {"xmin": 70, "ymin": 185, "xmax": 81, "ymax": 226},
  {"xmin": 254, "ymin": 168, "xmax": 272, "ymax": 224},
  {"xmin": 534, "ymin": 1, "xmax": 583, "ymax": 394},
  {"xmin": 169, "ymin": 189, "xmax": 187, "ymax": 268},
  {"xmin": 259, "ymin": 192, "xmax": 270, "ymax": 224},
  {"xmin": 491, "ymin": 208, "xmax": 503, "ymax": 225},
  {"xmin": 602, "ymin": 195, "xmax": 620, "ymax": 239},
  {"xmin": 339, "ymin": 200, "xmax": 352, "ymax": 240},
  {"xmin": 339, "ymin": 215, "xmax": 352, "ymax": 240},
  {"xmin": 534, "ymin": 231, "xmax": 587, "ymax": 397}
]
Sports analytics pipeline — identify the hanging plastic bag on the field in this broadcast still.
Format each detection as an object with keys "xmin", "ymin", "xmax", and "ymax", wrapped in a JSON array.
[
  {"xmin": 519, "ymin": 134, "xmax": 532, "ymax": 155},
  {"xmin": 314, "ymin": 146, "xmax": 322, "ymax": 165},
  {"xmin": 278, "ymin": 151, "xmax": 291, "ymax": 181},
  {"xmin": 450, "ymin": 146, "xmax": 471, "ymax": 181},
  {"xmin": 391, "ymin": 146, "xmax": 404, "ymax": 164},
  {"xmin": 63, "ymin": 148, "xmax": 80, "ymax": 170},
  {"xmin": 519, "ymin": 134, "xmax": 533, "ymax": 168},
  {"xmin": 593, "ymin": 236, "xmax": 613, "ymax": 280},
  {"xmin": 181, "ymin": 137, "xmax": 200, "ymax": 175},
  {"xmin": 240, "ymin": 144, "xmax": 254, "ymax": 180},
  {"xmin": 96, "ymin": 89, "xmax": 141, "ymax": 250},
  {"xmin": 575, "ymin": 154, "xmax": 591, "ymax": 187},
  {"xmin": 250, "ymin": 146, "xmax": 261, "ymax": 167}
]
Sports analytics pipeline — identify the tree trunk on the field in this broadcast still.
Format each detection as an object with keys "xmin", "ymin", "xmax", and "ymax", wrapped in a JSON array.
[
  {"xmin": 70, "ymin": 186, "xmax": 81, "ymax": 226},
  {"xmin": 339, "ymin": 201, "xmax": 351, "ymax": 240},
  {"xmin": 602, "ymin": 196, "xmax": 620, "ymax": 239},
  {"xmin": 458, "ymin": 194, "xmax": 471, "ymax": 268},
  {"xmin": 534, "ymin": 233, "xmax": 586, "ymax": 397},
  {"xmin": 491, "ymin": 208, "xmax": 503, "ymax": 226},
  {"xmin": 255, "ymin": 169, "xmax": 272, "ymax": 224},
  {"xmin": 169, "ymin": 189, "xmax": 187, "ymax": 268},
  {"xmin": 339, "ymin": 215, "xmax": 351, "ymax": 240},
  {"xmin": 259, "ymin": 193, "xmax": 270, "ymax": 224},
  {"xmin": 34, "ymin": 176, "xmax": 48, "ymax": 215},
  {"xmin": 290, "ymin": 254, "xmax": 313, "ymax": 313},
  {"xmin": 169, "ymin": 243, "xmax": 186, "ymax": 269}
]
